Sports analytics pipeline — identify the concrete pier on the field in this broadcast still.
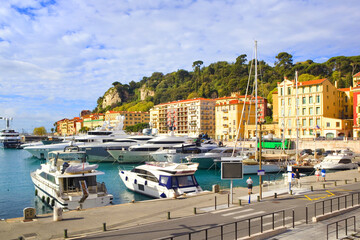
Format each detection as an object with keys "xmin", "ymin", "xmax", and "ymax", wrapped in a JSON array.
[{"xmin": 1, "ymin": 169, "xmax": 360, "ymax": 239}]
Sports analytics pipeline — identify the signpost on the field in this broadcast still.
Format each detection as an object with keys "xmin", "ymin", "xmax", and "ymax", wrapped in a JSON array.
[
  {"xmin": 221, "ymin": 158, "xmax": 243, "ymax": 204},
  {"xmin": 287, "ymin": 165, "xmax": 292, "ymax": 193}
]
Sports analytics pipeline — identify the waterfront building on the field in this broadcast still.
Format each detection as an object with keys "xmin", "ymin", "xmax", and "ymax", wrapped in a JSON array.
[
  {"xmin": 215, "ymin": 93, "xmax": 267, "ymax": 141},
  {"xmin": 352, "ymin": 72, "xmax": 360, "ymax": 138},
  {"xmin": 82, "ymin": 113, "xmax": 105, "ymax": 130},
  {"xmin": 105, "ymin": 111, "xmax": 150, "ymax": 129},
  {"xmin": 275, "ymin": 77, "xmax": 353, "ymax": 139},
  {"xmin": 150, "ymin": 98, "xmax": 215, "ymax": 138},
  {"xmin": 56, "ymin": 117, "xmax": 82, "ymax": 136}
]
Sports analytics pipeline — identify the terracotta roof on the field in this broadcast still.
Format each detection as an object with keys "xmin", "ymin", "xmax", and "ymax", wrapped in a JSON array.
[
  {"xmin": 354, "ymin": 72, "xmax": 360, "ymax": 77},
  {"xmin": 297, "ymin": 78, "xmax": 327, "ymax": 86},
  {"xmin": 338, "ymin": 88, "xmax": 350, "ymax": 92}
]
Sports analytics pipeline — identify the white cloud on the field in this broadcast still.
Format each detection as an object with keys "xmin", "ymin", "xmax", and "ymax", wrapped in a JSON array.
[{"xmin": 0, "ymin": 0, "xmax": 359, "ymax": 132}]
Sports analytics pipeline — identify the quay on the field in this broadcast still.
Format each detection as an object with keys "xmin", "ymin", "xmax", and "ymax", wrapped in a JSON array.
[{"xmin": 2, "ymin": 169, "xmax": 360, "ymax": 239}]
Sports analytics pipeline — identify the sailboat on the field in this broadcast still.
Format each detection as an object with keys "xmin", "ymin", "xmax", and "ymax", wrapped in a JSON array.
[{"xmin": 217, "ymin": 41, "xmax": 282, "ymax": 174}]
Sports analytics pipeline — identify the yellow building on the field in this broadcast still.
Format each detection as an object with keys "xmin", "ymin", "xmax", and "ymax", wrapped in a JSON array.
[
  {"xmin": 150, "ymin": 98, "xmax": 215, "ymax": 137},
  {"xmin": 82, "ymin": 114, "xmax": 105, "ymax": 130},
  {"xmin": 215, "ymin": 93, "xmax": 268, "ymax": 141},
  {"xmin": 275, "ymin": 78, "xmax": 353, "ymax": 139},
  {"xmin": 105, "ymin": 111, "xmax": 150, "ymax": 129},
  {"xmin": 56, "ymin": 117, "xmax": 82, "ymax": 136}
]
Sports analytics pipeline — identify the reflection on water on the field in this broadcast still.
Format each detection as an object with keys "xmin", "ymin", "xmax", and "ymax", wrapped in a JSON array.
[{"xmin": 0, "ymin": 149, "xmax": 284, "ymax": 219}]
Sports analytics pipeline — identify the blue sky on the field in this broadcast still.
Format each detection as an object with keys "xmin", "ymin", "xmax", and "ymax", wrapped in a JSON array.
[{"xmin": 0, "ymin": 0, "xmax": 359, "ymax": 133}]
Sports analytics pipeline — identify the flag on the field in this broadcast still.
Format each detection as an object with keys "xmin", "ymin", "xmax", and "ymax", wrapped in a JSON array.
[{"xmin": 314, "ymin": 125, "xmax": 320, "ymax": 130}]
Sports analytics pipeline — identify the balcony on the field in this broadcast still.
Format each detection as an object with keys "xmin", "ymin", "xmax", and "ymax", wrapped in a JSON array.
[
  {"xmin": 223, "ymin": 116, "xmax": 228, "ymax": 120},
  {"xmin": 223, "ymin": 130, "xmax": 228, "ymax": 135},
  {"xmin": 222, "ymin": 109, "xmax": 228, "ymax": 113},
  {"xmin": 223, "ymin": 124, "xmax": 229, "ymax": 128}
]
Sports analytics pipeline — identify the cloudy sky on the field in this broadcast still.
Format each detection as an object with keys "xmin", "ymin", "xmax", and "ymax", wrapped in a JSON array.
[{"xmin": 0, "ymin": 0, "xmax": 359, "ymax": 133}]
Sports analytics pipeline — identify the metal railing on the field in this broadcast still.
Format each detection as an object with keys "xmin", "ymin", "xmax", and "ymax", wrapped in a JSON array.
[
  {"xmin": 312, "ymin": 192, "xmax": 360, "ymax": 219},
  {"xmin": 327, "ymin": 216, "xmax": 356, "ymax": 240},
  {"xmin": 158, "ymin": 210, "xmax": 290, "ymax": 240},
  {"xmin": 157, "ymin": 191, "xmax": 360, "ymax": 240}
]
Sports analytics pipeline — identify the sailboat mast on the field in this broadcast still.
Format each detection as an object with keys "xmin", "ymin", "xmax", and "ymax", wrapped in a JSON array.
[
  {"xmin": 255, "ymin": 40, "xmax": 258, "ymax": 161},
  {"xmin": 295, "ymin": 71, "xmax": 299, "ymax": 162}
]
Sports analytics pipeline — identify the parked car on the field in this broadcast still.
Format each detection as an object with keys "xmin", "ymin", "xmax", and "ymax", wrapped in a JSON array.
[
  {"xmin": 315, "ymin": 136, "xmax": 326, "ymax": 140},
  {"xmin": 300, "ymin": 149, "xmax": 312, "ymax": 156},
  {"xmin": 323, "ymin": 150, "xmax": 335, "ymax": 157},
  {"xmin": 314, "ymin": 148, "xmax": 325, "ymax": 156}
]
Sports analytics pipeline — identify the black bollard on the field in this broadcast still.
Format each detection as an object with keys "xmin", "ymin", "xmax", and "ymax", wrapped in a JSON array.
[
  {"xmin": 64, "ymin": 229, "xmax": 68, "ymax": 238},
  {"xmin": 103, "ymin": 223, "xmax": 106, "ymax": 231},
  {"xmin": 274, "ymin": 192, "xmax": 277, "ymax": 198}
]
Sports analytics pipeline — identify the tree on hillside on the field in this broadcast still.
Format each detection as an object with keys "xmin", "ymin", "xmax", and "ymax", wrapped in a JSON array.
[
  {"xmin": 275, "ymin": 52, "xmax": 293, "ymax": 77},
  {"xmin": 192, "ymin": 60, "xmax": 203, "ymax": 91},
  {"xmin": 33, "ymin": 126, "xmax": 47, "ymax": 136},
  {"xmin": 298, "ymin": 73, "xmax": 318, "ymax": 82}
]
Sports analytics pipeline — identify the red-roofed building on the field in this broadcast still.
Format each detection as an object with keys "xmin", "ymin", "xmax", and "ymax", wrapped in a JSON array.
[
  {"xmin": 275, "ymin": 77, "xmax": 353, "ymax": 139},
  {"xmin": 150, "ymin": 98, "xmax": 215, "ymax": 137}
]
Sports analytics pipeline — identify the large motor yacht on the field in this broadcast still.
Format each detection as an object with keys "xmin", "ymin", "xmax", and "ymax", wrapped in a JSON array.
[
  {"xmin": 82, "ymin": 135, "xmax": 155, "ymax": 162},
  {"xmin": 150, "ymin": 141, "xmax": 218, "ymax": 163},
  {"xmin": 24, "ymin": 119, "xmax": 129, "ymax": 159},
  {"xmin": 0, "ymin": 117, "xmax": 21, "ymax": 149},
  {"xmin": 108, "ymin": 133, "xmax": 191, "ymax": 163},
  {"xmin": 30, "ymin": 146, "xmax": 113, "ymax": 210},
  {"xmin": 119, "ymin": 162, "xmax": 203, "ymax": 198}
]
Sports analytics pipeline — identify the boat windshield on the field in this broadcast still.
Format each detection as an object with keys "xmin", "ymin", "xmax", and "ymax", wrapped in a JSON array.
[{"xmin": 159, "ymin": 175, "xmax": 198, "ymax": 189}]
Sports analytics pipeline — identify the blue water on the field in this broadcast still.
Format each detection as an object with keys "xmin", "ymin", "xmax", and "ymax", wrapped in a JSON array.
[{"xmin": 0, "ymin": 149, "xmax": 283, "ymax": 219}]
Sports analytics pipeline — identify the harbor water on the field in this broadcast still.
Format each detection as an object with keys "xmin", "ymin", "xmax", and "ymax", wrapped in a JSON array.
[{"xmin": 0, "ymin": 148, "xmax": 284, "ymax": 219}]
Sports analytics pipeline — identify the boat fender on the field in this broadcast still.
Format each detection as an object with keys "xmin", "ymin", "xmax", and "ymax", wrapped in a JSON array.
[
  {"xmin": 145, "ymin": 181, "xmax": 147, "ymax": 186},
  {"xmin": 42, "ymin": 196, "xmax": 45, "ymax": 202},
  {"xmin": 35, "ymin": 189, "xmax": 38, "ymax": 196},
  {"xmin": 46, "ymin": 197, "xmax": 50, "ymax": 204},
  {"xmin": 160, "ymin": 193, "xmax": 167, "ymax": 198},
  {"xmin": 134, "ymin": 179, "xmax": 137, "ymax": 184},
  {"xmin": 51, "ymin": 199, "xmax": 55, "ymax": 207},
  {"xmin": 125, "ymin": 176, "xmax": 128, "ymax": 181}
]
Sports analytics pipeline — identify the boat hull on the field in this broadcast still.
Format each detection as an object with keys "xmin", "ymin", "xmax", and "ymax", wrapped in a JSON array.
[
  {"xmin": 0, "ymin": 141, "xmax": 21, "ymax": 149},
  {"xmin": 119, "ymin": 170, "xmax": 202, "ymax": 199},
  {"xmin": 108, "ymin": 150, "xmax": 154, "ymax": 163}
]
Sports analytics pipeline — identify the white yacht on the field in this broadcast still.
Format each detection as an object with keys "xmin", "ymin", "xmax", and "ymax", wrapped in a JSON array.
[
  {"xmin": 314, "ymin": 153, "xmax": 358, "ymax": 170},
  {"xmin": 30, "ymin": 146, "xmax": 113, "ymax": 210},
  {"xmin": 186, "ymin": 147, "xmax": 246, "ymax": 169},
  {"xmin": 119, "ymin": 162, "xmax": 203, "ymax": 198},
  {"xmin": 150, "ymin": 142, "xmax": 218, "ymax": 163},
  {"xmin": 24, "ymin": 119, "xmax": 129, "ymax": 159},
  {"xmin": 0, "ymin": 117, "xmax": 21, "ymax": 149},
  {"xmin": 82, "ymin": 135, "xmax": 155, "ymax": 162},
  {"xmin": 108, "ymin": 133, "xmax": 191, "ymax": 163}
]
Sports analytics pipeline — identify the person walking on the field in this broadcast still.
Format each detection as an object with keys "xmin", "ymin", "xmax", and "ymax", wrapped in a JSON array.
[
  {"xmin": 295, "ymin": 169, "xmax": 300, "ymax": 186},
  {"xmin": 315, "ymin": 169, "xmax": 320, "ymax": 182},
  {"xmin": 246, "ymin": 177, "xmax": 253, "ymax": 194},
  {"xmin": 321, "ymin": 168, "xmax": 326, "ymax": 182}
]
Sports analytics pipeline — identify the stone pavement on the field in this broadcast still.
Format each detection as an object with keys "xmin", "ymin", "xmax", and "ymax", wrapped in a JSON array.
[{"xmin": 1, "ymin": 168, "xmax": 360, "ymax": 240}]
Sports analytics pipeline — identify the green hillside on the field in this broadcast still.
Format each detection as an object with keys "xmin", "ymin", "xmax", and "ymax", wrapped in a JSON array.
[{"xmin": 94, "ymin": 53, "xmax": 360, "ymax": 113}]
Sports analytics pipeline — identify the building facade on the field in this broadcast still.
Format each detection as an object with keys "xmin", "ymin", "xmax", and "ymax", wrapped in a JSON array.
[
  {"xmin": 82, "ymin": 114, "xmax": 105, "ymax": 130},
  {"xmin": 105, "ymin": 111, "xmax": 150, "ymax": 129},
  {"xmin": 215, "ymin": 93, "xmax": 267, "ymax": 141},
  {"xmin": 150, "ymin": 98, "xmax": 215, "ymax": 137},
  {"xmin": 275, "ymin": 78, "xmax": 353, "ymax": 139}
]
